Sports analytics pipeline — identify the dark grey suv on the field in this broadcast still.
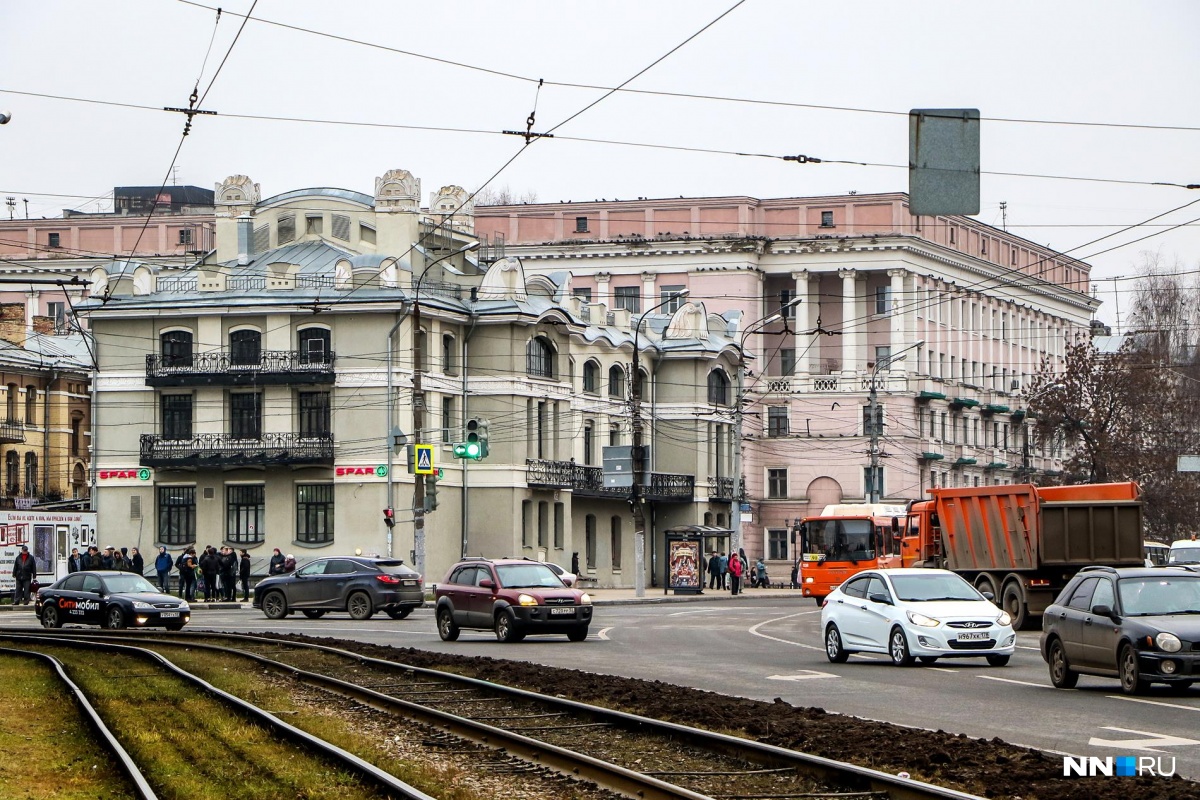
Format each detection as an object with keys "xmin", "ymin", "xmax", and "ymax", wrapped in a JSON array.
[
  {"xmin": 1040, "ymin": 565, "xmax": 1200, "ymax": 694},
  {"xmin": 253, "ymin": 556, "xmax": 423, "ymax": 620}
]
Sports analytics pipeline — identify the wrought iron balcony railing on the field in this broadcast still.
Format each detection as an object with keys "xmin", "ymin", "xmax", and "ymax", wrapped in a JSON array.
[
  {"xmin": 708, "ymin": 476, "xmax": 736, "ymax": 502},
  {"xmin": 145, "ymin": 350, "xmax": 336, "ymax": 387},
  {"xmin": 0, "ymin": 418, "xmax": 25, "ymax": 444},
  {"xmin": 525, "ymin": 459, "xmax": 694, "ymax": 502},
  {"xmin": 140, "ymin": 432, "xmax": 334, "ymax": 469}
]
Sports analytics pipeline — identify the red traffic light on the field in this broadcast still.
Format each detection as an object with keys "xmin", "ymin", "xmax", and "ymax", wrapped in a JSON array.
[{"xmin": 383, "ymin": 508, "xmax": 395, "ymax": 528}]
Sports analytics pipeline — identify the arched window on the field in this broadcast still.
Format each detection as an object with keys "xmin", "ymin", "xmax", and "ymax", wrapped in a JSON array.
[
  {"xmin": 5, "ymin": 451, "xmax": 18, "ymax": 494},
  {"xmin": 72, "ymin": 463, "xmax": 86, "ymax": 498},
  {"xmin": 24, "ymin": 386, "xmax": 36, "ymax": 426},
  {"xmin": 24, "ymin": 452, "xmax": 38, "ymax": 496},
  {"xmin": 298, "ymin": 327, "xmax": 331, "ymax": 365},
  {"xmin": 229, "ymin": 329, "xmax": 262, "ymax": 366},
  {"xmin": 526, "ymin": 337, "xmax": 555, "ymax": 378},
  {"xmin": 608, "ymin": 365, "xmax": 625, "ymax": 399},
  {"xmin": 160, "ymin": 330, "xmax": 194, "ymax": 368},
  {"xmin": 707, "ymin": 369, "xmax": 730, "ymax": 406},
  {"xmin": 442, "ymin": 333, "xmax": 456, "ymax": 374},
  {"xmin": 582, "ymin": 360, "xmax": 600, "ymax": 394}
]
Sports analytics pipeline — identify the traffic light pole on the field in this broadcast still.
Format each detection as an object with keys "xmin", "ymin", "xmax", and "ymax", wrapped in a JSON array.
[{"xmin": 411, "ymin": 298, "xmax": 427, "ymax": 579}]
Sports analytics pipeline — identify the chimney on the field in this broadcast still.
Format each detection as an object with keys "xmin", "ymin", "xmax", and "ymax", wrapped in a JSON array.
[
  {"xmin": 0, "ymin": 303, "xmax": 28, "ymax": 347},
  {"xmin": 237, "ymin": 214, "xmax": 253, "ymax": 266}
]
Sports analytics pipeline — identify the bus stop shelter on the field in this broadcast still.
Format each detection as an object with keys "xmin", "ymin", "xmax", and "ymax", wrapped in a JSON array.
[{"xmin": 663, "ymin": 525, "xmax": 733, "ymax": 595}]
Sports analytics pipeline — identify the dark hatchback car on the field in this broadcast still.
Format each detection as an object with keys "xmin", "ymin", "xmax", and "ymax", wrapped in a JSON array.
[
  {"xmin": 435, "ymin": 558, "xmax": 593, "ymax": 642},
  {"xmin": 1041, "ymin": 565, "xmax": 1200, "ymax": 694},
  {"xmin": 36, "ymin": 571, "xmax": 190, "ymax": 630},
  {"xmin": 253, "ymin": 556, "xmax": 423, "ymax": 620}
]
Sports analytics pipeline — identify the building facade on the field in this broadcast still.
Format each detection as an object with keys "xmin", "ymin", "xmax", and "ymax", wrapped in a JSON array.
[
  {"xmin": 475, "ymin": 193, "xmax": 1099, "ymax": 571},
  {"xmin": 82, "ymin": 172, "xmax": 741, "ymax": 585}
]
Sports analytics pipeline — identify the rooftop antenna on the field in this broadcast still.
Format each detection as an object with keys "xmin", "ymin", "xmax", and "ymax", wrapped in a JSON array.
[
  {"xmin": 999, "ymin": 201, "xmax": 1008, "ymax": 231},
  {"xmin": 4, "ymin": 197, "xmax": 14, "ymax": 220},
  {"xmin": 171, "ymin": 166, "xmax": 180, "ymax": 186}
]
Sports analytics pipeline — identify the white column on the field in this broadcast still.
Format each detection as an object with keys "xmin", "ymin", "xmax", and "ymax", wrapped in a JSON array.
[
  {"xmin": 839, "ymin": 268, "xmax": 857, "ymax": 377},
  {"xmin": 793, "ymin": 270, "xmax": 812, "ymax": 375},
  {"xmin": 641, "ymin": 271, "xmax": 656, "ymax": 315},
  {"xmin": 595, "ymin": 272, "xmax": 611, "ymax": 306},
  {"xmin": 887, "ymin": 268, "xmax": 906, "ymax": 373}
]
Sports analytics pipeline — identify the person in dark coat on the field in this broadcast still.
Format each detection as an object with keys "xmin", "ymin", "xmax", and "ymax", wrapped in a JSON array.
[
  {"xmin": 154, "ymin": 546, "xmax": 173, "ymax": 593},
  {"xmin": 101, "ymin": 546, "xmax": 115, "ymax": 570},
  {"xmin": 218, "ymin": 546, "xmax": 237, "ymax": 601},
  {"xmin": 130, "ymin": 547, "xmax": 144, "ymax": 577},
  {"xmin": 707, "ymin": 551, "xmax": 721, "ymax": 590},
  {"xmin": 239, "ymin": 549, "xmax": 251, "ymax": 602},
  {"xmin": 67, "ymin": 548, "xmax": 84, "ymax": 573},
  {"xmin": 199, "ymin": 546, "xmax": 220, "ymax": 602},
  {"xmin": 82, "ymin": 545, "xmax": 103, "ymax": 570},
  {"xmin": 178, "ymin": 548, "xmax": 197, "ymax": 601},
  {"xmin": 11, "ymin": 545, "xmax": 36, "ymax": 605},
  {"xmin": 283, "ymin": 553, "xmax": 297, "ymax": 572},
  {"xmin": 268, "ymin": 548, "xmax": 285, "ymax": 576}
]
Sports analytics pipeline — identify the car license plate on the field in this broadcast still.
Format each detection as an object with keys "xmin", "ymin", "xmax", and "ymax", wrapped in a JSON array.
[
  {"xmin": 957, "ymin": 631, "xmax": 987, "ymax": 641},
  {"xmin": 550, "ymin": 607, "xmax": 575, "ymax": 616},
  {"xmin": 402, "ymin": 580, "xmax": 418, "ymax": 586},
  {"xmin": 160, "ymin": 611, "xmax": 179, "ymax": 618}
]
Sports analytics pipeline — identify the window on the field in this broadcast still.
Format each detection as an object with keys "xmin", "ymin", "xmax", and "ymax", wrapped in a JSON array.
[
  {"xmin": 298, "ymin": 392, "xmax": 330, "ymax": 438},
  {"xmin": 779, "ymin": 289, "xmax": 796, "ymax": 318},
  {"xmin": 71, "ymin": 413, "xmax": 82, "ymax": 456},
  {"xmin": 865, "ymin": 466, "xmax": 883, "ymax": 498},
  {"xmin": 981, "ymin": 237, "xmax": 988, "ymax": 256},
  {"xmin": 613, "ymin": 286, "xmax": 641, "ymax": 313},
  {"xmin": 876, "ymin": 286, "xmax": 892, "ymax": 315},
  {"xmin": 298, "ymin": 328, "xmax": 331, "ymax": 364},
  {"xmin": 227, "ymin": 485, "xmax": 265, "ymax": 544},
  {"xmin": 161, "ymin": 330, "xmax": 194, "ymax": 368},
  {"xmin": 278, "ymin": 215, "xmax": 296, "ymax": 246},
  {"xmin": 554, "ymin": 502, "xmax": 564, "ymax": 549},
  {"xmin": 949, "ymin": 227, "xmax": 956, "ymax": 245},
  {"xmin": 874, "ymin": 346, "xmax": 891, "ymax": 367},
  {"xmin": 1091, "ymin": 578, "xmax": 1115, "ymax": 611},
  {"xmin": 4, "ymin": 383, "xmax": 14, "ymax": 421},
  {"xmin": 48, "ymin": 232, "xmax": 61, "ymax": 248},
  {"xmin": 609, "ymin": 424, "xmax": 621, "ymax": 446},
  {"xmin": 47, "ymin": 302, "xmax": 66, "ymax": 331},
  {"xmin": 582, "ymin": 360, "xmax": 600, "ymax": 394},
  {"xmin": 585, "ymin": 514, "xmax": 597, "ymax": 569},
  {"xmin": 306, "ymin": 215, "xmax": 323, "ymax": 235},
  {"xmin": 23, "ymin": 452, "xmax": 37, "ymax": 495},
  {"xmin": 768, "ymin": 528, "xmax": 788, "ymax": 561},
  {"xmin": 526, "ymin": 337, "xmax": 555, "ymax": 378},
  {"xmin": 521, "ymin": 500, "xmax": 532, "ymax": 547},
  {"xmin": 767, "ymin": 468, "xmax": 788, "ymax": 499},
  {"xmin": 842, "ymin": 576, "xmax": 869, "ymax": 599},
  {"xmin": 441, "ymin": 396, "xmax": 454, "ymax": 444},
  {"xmin": 608, "ymin": 365, "xmax": 625, "ymax": 398},
  {"xmin": 158, "ymin": 486, "xmax": 196, "ymax": 545},
  {"xmin": 583, "ymin": 420, "xmax": 595, "ymax": 465},
  {"xmin": 442, "ymin": 334, "xmax": 456, "ymax": 374},
  {"xmin": 178, "ymin": 228, "xmax": 194, "ymax": 246},
  {"xmin": 296, "ymin": 484, "xmax": 334, "ymax": 544},
  {"xmin": 359, "ymin": 224, "xmax": 376, "ymax": 246},
  {"xmin": 229, "ymin": 329, "xmax": 261, "ymax": 367},
  {"xmin": 573, "ymin": 287, "xmax": 592, "ymax": 302},
  {"xmin": 611, "ymin": 516, "xmax": 622, "ymax": 569},
  {"xmin": 538, "ymin": 501, "xmax": 549, "ymax": 548},
  {"xmin": 161, "ymin": 395, "xmax": 193, "ymax": 440},
  {"xmin": 4, "ymin": 451, "xmax": 17, "ymax": 494},
  {"xmin": 767, "ymin": 407, "xmax": 789, "ymax": 437},
  {"xmin": 575, "ymin": 216, "xmax": 589, "ymax": 233},
  {"xmin": 230, "ymin": 393, "xmax": 263, "ymax": 440},
  {"xmin": 659, "ymin": 285, "xmax": 686, "ymax": 314},
  {"xmin": 707, "ymin": 370, "xmax": 730, "ymax": 405},
  {"xmin": 1065, "ymin": 577, "xmax": 1099, "ymax": 611},
  {"xmin": 25, "ymin": 387, "xmax": 36, "ymax": 426},
  {"xmin": 780, "ymin": 348, "xmax": 795, "ymax": 376},
  {"xmin": 820, "ymin": 210, "xmax": 834, "ymax": 228}
]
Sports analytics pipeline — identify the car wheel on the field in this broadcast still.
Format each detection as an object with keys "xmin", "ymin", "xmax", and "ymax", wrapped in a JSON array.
[
  {"xmin": 301, "ymin": 610, "xmax": 326, "ymax": 619},
  {"xmin": 1047, "ymin": 638, "xmax": 1079, "ymax": 689},
  {"xmin": 918, "ymin": 656, "xmax": 939, "ymax": 664},
  {"xmin": 437, "ymin": 607, "xmax": 460, "ymax": 641},
  {"xmin": 165, "ymin": 624, "xmax": 184, "ymax": 632},
  {"xmin": 567, "ymin": 626, "xmax": 589, "ymax": 642},
  {"xmin": 495, "ymin": 609, "xmax": 522, "ymax": 643},
  {"xmin": 41, "ymin": 605, "xmax": 61, "ymax": 629},
  {"xmin": 888, "ymin": 627, "xmax": 914, "ymax": 667},
  {"xmin": 105, "ymin": 606, "xmax": 126, "ymax": 630},
  {"xmin": 347, "ymin": 592, "xmax": 374, "ymax": 621},
  {"xmin": 1119, "ymin": 643, "xmax": 1150, "ymax": 695},
  {"xmin": 1167, "ymin": 681, "xmax": 1194, "ymax": 694},
  {"xmin": 986, "ymin": 654, "xmax": 1011, "ymax": 667},
  {"xmin": 813, "ymin": 596, "xmax": 825, "ymax": 607},
  {"xmin": 262, "ymin": 591, "xmax": 288, "ymax": 620},
  {"xmin": 825, "ymin": 624, "xmax": 849, "ymax": 663},
  {"xmin": 1002, "ymin": 583, "xmax": 1028, "ymax": 631},
  {"xmin": 385, "ymin": 608, "xmax": 412, "ymax": 620}
]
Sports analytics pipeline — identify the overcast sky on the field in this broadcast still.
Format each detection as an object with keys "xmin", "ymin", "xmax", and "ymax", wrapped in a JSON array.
[{"xmin": 2, "ymin": 1, "xmax": 1197, "ymax": 328}]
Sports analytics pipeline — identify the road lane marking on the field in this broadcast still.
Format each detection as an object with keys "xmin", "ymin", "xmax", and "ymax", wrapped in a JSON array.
[
  {"xmin": 1108, "ymin": 695, "xmax": 1200, "ymax": 713},
  {"xmin": 977, "ymin": 675, "xmax": 1049, "ymax": 688},
  {"xmin": 1016, "ymin": 645, "xmax": 1041, "ymax": 651},
  {"xmin": 597, "ymin": 627, "xmax": 613, "ymax": 641},
  {"xmin": 747, "ymin": 611, "xmax": 825, "ymax": 652},
  {"xmin": 926, "ymin": 667, "xmax": 959, "ymax": 673},
  {"xmin": 767, "ymin": 670, "xmax": 838, "ymax": 681},
  {"xmin": 667, "ymin": 609, "xmax": 720, "ymax": 616},
  {"xmin": 1088, "ymin": 726, "xmax": 1200, "ymax": 752}
]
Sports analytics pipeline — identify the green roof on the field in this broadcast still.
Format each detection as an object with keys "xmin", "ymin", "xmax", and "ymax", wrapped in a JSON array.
[
  {"xmin": 917, "ymin": 390, "xmax": 947, "ymax": 401},
  {"xmin": 920, "ymin": 452, "xmax": 945, "ymax": 461},
  {"xmin": 985, "ymin": 461, "xmax": 1008, "ymax": 470},
  {"xmin": 954, "ymin": 457, "xmax": 978, "ymax": 466},
  {"xmin": 983, "ymin": 404, "xmax": 1011, "ymax": 414},
  {"xmin": 950, "ymin": 397, "xmax": 980, "ymax": 408}
]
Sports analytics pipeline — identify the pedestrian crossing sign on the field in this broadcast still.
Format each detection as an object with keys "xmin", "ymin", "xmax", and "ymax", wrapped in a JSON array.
[{"xmin": 414, "ymin": 444, "xmax": 434, "ymax": 475}]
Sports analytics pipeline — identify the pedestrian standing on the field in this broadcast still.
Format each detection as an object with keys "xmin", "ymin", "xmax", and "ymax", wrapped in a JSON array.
[
  {"xmin": 154, "ymin": 546, "xmax": 172, "ymax": 593},
  {"xmin": 11, "ymin": 545, "xmax": 36, "ymax": 605},
  {"xmin": 707, "ymin": 552, "xmax": 720, "ymax": 589},
  {"xmin": 729, "ymin": 550, "xmax": 743, "ymax": 595},
  {"xmin": 67, "ymin": 547, "xmax": 83, "ymax": 573},
  {"xmin": 283, "ymin": 553, "xmax": 297, "ymax": 572},
  {"xmin": 179, "ymin": 548, "xmax": 198, "ymax": 601},
  {"xmin": 219, "ymin": 546, "xmax": 237, "ymax": 601},
  {"xmin": 268, "ymin": 548, "xmax": 285, "ymax": 576},
  {"xmin": 790, "ymin": 558, "xmax": 800, "ymax": 589},
  {"xmin": 130, "ymin": 547, "xmax": 144, "ymax": 578},
  {"xmin": 83, "ymin": 545, "xmax": 102, "ymax": 570},
  {"xmin": 239, "ymin": 549, "xmax": 251, "ymax": 602},
  {"xmin": 717, "ymin": 552, "xmax": 729, "ymax": 589},
  {"xmin": 199, "ymin": 546, "xmax": 219, "ymax": 602},
  {"xmin": 101, "ymin": 546, "xmax": 115, "ymax": 570}
]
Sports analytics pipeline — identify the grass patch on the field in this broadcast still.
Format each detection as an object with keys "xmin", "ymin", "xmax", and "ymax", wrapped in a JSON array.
[{"xmin": 0, "ymin": 653, "xmax": 135, "ymax": 799}]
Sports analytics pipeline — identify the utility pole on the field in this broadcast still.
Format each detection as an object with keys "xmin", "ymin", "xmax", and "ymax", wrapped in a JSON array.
[
  {"xmin": 867, "ymin": 340, "xmax": 923, "ymax": 504},
  {"xmin": 411, "ymin": 295, "xmax": 427, "ymax": 576}
]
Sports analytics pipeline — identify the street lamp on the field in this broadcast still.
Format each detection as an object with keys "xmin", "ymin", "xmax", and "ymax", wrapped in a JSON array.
[
  {"xmin": 385, "ymin": 239, "xmax": 479, "ymax": 569},
  {"xmin": 630, "ymin": 287, "xmax": 688, "ymax": 598},
  {"xmin": 729, "ymin": 298, "xmax": 802, "ymax": 557},
  {"xmin": 867, "ymin": 339, "xmax": 924, "ymax": 503}
]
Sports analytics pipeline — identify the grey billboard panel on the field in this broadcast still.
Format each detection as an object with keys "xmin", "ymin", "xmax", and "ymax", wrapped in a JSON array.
[{"xmin": 909, "ymin": 108, "xmax": 980, "ymax": 216}]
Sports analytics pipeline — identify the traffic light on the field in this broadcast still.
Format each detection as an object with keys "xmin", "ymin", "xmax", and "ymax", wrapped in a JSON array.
[
  {"xmin": 452, "ymin": 417, "xmax": 490, "ymax": 460},
  {"xmin": 424, "ymin": 473, "xmax": 439, "ymax": 511},
  {"xmin": 383, "ymin": 508, "xmax": 395, "ymax": 528}
]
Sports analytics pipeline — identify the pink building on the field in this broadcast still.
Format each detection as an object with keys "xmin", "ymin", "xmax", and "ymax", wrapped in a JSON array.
[{"xmin": 478, "ymin": 193, "xmax": 1098, "ymax": 571}]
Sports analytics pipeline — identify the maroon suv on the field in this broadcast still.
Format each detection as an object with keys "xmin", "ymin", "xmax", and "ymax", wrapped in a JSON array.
[{"xmin": 435, "ymin": 558, "xmax": 593, "ymax": 642}]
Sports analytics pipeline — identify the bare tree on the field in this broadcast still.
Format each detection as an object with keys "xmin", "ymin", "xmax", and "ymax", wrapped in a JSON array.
[{"xmin": 474, "ymin": 185, "xmax": 539, "ymax": 206}]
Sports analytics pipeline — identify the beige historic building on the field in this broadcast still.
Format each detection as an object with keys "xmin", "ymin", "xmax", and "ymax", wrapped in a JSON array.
[{"xmin": 81, "ymin": 172, "xmax": 741, "ymax": 585}]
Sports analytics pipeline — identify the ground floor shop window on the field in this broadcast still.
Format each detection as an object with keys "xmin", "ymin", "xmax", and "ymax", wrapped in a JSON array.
[
  {"xmin": 296, "ymin": 484, "xmax": 333, "ymax": 544},
  {"xmin": 227, "ymin": 485, "xmax": 265, "ymax": 544},
  {"xmin": 158, "ymin": 486, "xmax": 195, "ymax": 545}
]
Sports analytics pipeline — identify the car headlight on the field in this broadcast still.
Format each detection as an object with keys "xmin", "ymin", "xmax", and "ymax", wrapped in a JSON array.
[
  {"xmin": 906, "ymin": 611, "xmax": 941, "ymax": 628},
  {"xmin": 517, "ymin": 593, "xmax": 538, "ymax": 607},
  {"xmin": 178, "ymin": 602, "xmax": 190, "ymax": 611},
  {"xmin": 996, "ymin": 611, "xmax": 1012, "ymax": 627},
  {"xmin": 579, "ymin": 593, "xmax": 592, "ymax": 605},
  {"xmin": 132, "ymin": 601, "xmax": 154, "ymax": 610},
  {"xmin": 1156, "ymin": 632, "xmax": 1182, "ymax": 653}
]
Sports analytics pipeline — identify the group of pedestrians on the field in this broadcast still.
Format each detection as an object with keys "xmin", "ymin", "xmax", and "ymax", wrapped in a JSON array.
[
  {"xmin": 67, "ymin": 544, "xmax": 145, "ymax": 575},
  {"xmin": 63, "ymin": 543, "xmax": 254, "ymax": 603},
  {"xmin": 704, "ymin": 548, "xmax": 750, "ymax": 595}
]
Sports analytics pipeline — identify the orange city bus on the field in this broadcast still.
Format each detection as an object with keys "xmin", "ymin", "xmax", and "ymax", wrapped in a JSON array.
[{"xmin": 796, "ymin": 504, "xmax": 907, "ymax": 605}]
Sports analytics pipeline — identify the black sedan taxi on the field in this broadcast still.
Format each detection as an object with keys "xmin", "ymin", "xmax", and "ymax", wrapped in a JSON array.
[
  {"xmin": 36, "ymin": 570, "xmax": 191, "ymax": 630},
  {"xmin": 253, "ymin": 556, "xmax": 424, "ymax": 620}
]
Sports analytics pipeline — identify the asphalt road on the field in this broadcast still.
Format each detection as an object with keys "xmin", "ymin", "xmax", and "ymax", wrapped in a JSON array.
[{"xmin": 8, "ymin": 597, "xmax": 1200, "ymax": 778}]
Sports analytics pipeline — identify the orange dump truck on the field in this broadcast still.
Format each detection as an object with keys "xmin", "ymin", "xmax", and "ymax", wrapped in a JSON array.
[{"xmin": 902, "ymin": 482, "xmax": 1144, "ymax": 629}]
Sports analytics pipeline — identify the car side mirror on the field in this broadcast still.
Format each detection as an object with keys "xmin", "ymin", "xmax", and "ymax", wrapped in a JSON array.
[
  {"xmin": 982, "ymin": 591, "xmax": 995, "ymax": 602},
  {"xmin": 479, "ymin": 579, "xmax": 494, "ymax": 590},
  {"xmin": 1091, "ymin": 604, "xmax": 1118, "ymax": 621},
  {"xmin": 868, "ymin": 592, "xmax": 892, "ymax": 605}
]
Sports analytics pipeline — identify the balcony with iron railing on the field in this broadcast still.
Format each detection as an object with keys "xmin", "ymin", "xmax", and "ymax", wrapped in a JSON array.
[
  {"xmin": 707, "ymin": 475, "xmax": 739, "ymax": 503},
  {"xmin": 526, "ymin": 459, "xmax": 695, "ymax": 502},
  {"xmin": 146, "ymin": 350, "xmax": 336, "ymax": 387},
  {"xmin": 140, "ymin": 432, "xmax": 334, "ymax": 469},
  {"xmin": 0, "ymin": 418, "xmax": 25, "ymax": 444}
]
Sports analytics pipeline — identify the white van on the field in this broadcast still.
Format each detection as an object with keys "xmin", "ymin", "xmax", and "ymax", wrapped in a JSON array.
[
  {"xmin": 1144, "ymin": 540, "xmax": 1170, "ymax": 567},
  {"xmin": 1168, "ymin": 539, "xmax": 1200, "ymax": 565}
]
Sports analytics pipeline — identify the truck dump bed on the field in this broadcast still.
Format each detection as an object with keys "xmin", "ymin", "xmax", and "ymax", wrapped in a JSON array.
[{"xmin": 931, "ymin": 482, "xmax": 1143, "ymax": 571}]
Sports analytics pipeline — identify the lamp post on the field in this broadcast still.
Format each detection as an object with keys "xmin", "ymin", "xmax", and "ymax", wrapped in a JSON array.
[
  {"xmin": 386, "ymin": 240, "xmax": 478, "ymax": 570},
  {"xmin": 630, "ymin": 288, "xmax": 688, "ymax": 598},
  {"xmin": 730, "ymin": 298, "xmax": 802, "ymax": 557},
  {"xmin": 867, "ymin": 339, "xmax": 924, "ymax": 504}
]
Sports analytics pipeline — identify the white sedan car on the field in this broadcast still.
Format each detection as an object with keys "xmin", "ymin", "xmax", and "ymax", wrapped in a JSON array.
[{"xmin": 821, "ymin": 568, "xmax": 1016, "ymax": 666}]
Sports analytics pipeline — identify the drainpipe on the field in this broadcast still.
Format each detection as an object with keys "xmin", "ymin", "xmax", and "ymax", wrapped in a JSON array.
[{"xmin": 43, "ymin": 364, "xmax": 57, "ymax": 498}]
